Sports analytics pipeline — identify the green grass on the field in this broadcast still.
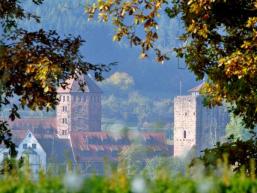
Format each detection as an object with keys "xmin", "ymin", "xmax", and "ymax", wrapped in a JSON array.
[{"xmin": 1, "ymin": 162, "xmax": 257, "ymax": 193}]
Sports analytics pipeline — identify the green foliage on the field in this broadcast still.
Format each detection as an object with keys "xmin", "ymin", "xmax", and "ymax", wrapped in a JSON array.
[
  {"xmin": 0, "ymin": 162, "xmax": 257, "ymax": 193},
  {"xmin": 193, "ymin": 134, "xmax": 257, "ymax": 176},
  {"xmin": 102, "ymin": 92, "xmax": 172, "ymax": 127},
  {"xmin": 119, "ymin": 144, "xmax": 154, "ymax": 175},
  {"xmin": 85, "ymin": 0, "xmax": 169, "ymax": 63},
  {"xmin": 226, "ymin": 114, "xmax": 253, "ymax": 140}
]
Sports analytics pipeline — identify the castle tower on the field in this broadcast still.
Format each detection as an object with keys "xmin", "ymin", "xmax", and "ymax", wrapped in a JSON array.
[
  {"xmin": 173, "ymin": 83, "xmax": 229, "ymax": 157},
  {"xmin": 56, "ymin": 74, "xmax": 102, "ymax": 138}
]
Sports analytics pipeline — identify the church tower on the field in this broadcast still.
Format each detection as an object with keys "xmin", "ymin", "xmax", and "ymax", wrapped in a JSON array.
[
  {"xmin": 56, "ymin": 74, "xmax": 102, "ymax": 138},
  {"xmin": 173, "ymin": 83, "xmax": 229, "ymax": 157}
]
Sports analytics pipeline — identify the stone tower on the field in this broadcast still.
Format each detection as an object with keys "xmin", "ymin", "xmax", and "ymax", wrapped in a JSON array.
[
  {"xmin": 173, "ymin": 83, "xmax": 229, "ymax": 157},
  {"xmin": 56, "ymin": 75, "xmax": 102, "ymax": 138}
]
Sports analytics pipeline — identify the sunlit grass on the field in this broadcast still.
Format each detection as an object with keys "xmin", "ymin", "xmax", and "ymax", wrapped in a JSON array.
[{"xmin": 0, "ymin": 158, "xmax": 257, "ymax": 193}]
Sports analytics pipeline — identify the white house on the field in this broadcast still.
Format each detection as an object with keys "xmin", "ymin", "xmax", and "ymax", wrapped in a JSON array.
[
  {"xmin": 17, "ymin": 130, "xmax": 46, "ymax": 174},
  {"xmin": 0, "ymin": 130, "xmax": 46, "ymax": 176}
]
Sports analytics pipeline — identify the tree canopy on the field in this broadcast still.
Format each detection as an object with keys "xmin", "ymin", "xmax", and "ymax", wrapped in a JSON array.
[
  {"xmin": 0, "ymin": 0, "xmax": 110, "ymax": 157},
  {"xmin": 86, "ymin": 0, "xmax": 257, "ymax": 129}
]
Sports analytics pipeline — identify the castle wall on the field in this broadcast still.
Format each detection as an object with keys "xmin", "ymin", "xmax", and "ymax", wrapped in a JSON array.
[
  {"xmin": 174, "ymin": 95, "xmax": 229, "ymax": 157},
  {"xmin": 71, "ymin": 93, "xmax": 90, "ymax": 131},
  {"xmin": 70, "ymin": 93, "xmax": 101, "ymax": 131},
  {"xmin": 88, "ymin": 94, "xmax": 101, "ymax": 131},
  {"xmin": 195, "ymin": 96, "xmax": 228, "ymax": 155}
]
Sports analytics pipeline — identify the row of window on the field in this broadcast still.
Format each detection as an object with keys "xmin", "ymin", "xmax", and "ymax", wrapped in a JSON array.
[
  {"xmin": 60, "ymin": 95, "xmax": 70, "ymax": 102},
  {"xmin": 59, "ymin": 95, "xmax": 100, "ymax": 103},
  {"xmin": 23, "ymin": 143, "xmax": 37, "ymax": 149}
]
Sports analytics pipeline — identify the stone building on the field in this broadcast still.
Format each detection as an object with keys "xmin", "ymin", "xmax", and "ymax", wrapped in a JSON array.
[
  {"xmin": 173, "ymin": 83, "xmax": 229, "ymax": 157},
  {"xmin": 2, "ymin": 74, "xmax": 171, "ymax": 176},
  {"xmin": 56, "ymin": 75, "xmax": 102, "ymax": 138}
]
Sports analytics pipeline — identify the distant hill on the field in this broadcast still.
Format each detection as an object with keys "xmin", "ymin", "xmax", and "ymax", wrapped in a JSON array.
[
  {"xmin": 21, "ymin": 0, "xmax": 197, "ymax": 99},
  {"xmin": 6, "ymin": 0, "xmax": 200, "ymax": 127}
]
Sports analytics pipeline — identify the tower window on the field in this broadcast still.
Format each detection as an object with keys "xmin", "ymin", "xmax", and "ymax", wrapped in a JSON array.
[
  {"xmin": 63, "ymin": 95, "xmax": 65, "ymax": 102},
  {"xmin": 67, "ymin": 96, "xmax": 69, "ymax": 101},
  {"xmin": 184, "ymin": 130, "xmax": 187, "ymax": 139},
  {"xmin": 63, "ymin": 106, "xmax": 68, "ymax": 112},
  {"xmin": 62, "ymin": 118, "xmax": 67, "ymax": 124}
]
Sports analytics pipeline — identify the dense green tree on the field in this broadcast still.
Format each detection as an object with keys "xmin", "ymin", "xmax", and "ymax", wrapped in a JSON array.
[
  {"xmin": 102, "ymin": 92, "xmax": 172, "ymax": 128},
  {"xmin": 0, "ymin": 0, "xmax": 110, "ymax": 157},
  {"xmin": 192, "ymin": 134, "xmax": 257, "ymax": 176},
  {"xmin": 85, "ymin": 0, "xmax": 257, "ymax": 129},
  {"xmin": 226, "ymin": 115, "xmax": 253, "ymax": 140}
]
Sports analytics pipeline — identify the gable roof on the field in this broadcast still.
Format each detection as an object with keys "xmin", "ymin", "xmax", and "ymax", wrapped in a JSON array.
[
  {"xmin": 10, "ymin": 130, "xmax": 74, "ymax": 163},
  {"xmin": 17, "ymin": 130, "xmax": 47, "ymax": 158},
  {"xmin": 57, "ymin": 74, "xmax": 102, "ymax": 94}
]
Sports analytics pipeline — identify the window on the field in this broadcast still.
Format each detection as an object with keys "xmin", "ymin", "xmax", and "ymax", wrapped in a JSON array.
[
  {"xmin": 62, "ymin": 118, "xmax": 67, "ymax": 124},
  {"xmin": 67, "ymin": 96, "xmax": 69, "ymax": 102},
  {"xmin": 32, "ymin": 144, "xmax": 36, "ymax": 149},
  {"xmin": 63, "ymin": 106, "xmax": 67, "ymax": 112},
  {"xmin": 3, "ymin": 152, "xmax": 8, "ymax": 158},
  {"xmin": 28, "ymin": 133, "xmax": 31, "ymax": 137},
  {"xmin": 23, "ymin": 144, "xmax": 27, "ymax": 149},
  {"xmin": 63, "ymin": 95, "xmax": 65, "ymax": 102},
  {"xmin": 183, "ymin": 130, "xmax": 187, "ymax": 139}
]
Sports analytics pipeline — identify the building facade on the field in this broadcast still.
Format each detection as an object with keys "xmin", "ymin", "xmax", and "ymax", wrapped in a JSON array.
[
  {"xmin": 17, "ymin": 131, "xmax": 47, "ymax": 174},
  {"xmin": 173, "ymin": 83, "xmax": 229, "ymax": 157},
  {"xmin": 0, "ymin": 130, "xmax": 46, "ymax": 176},
  {"xmin": 1, "ymin": 74, "xmax": 171, "ymax": 176},
  {"xmin": 56, "ymin": 75, "xmax": 102, "ymax": 138}
]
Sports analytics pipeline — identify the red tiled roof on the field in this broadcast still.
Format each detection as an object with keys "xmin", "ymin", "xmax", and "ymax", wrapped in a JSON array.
[
  {"xmin": 9, "ymin": 118, "xmax": 56, "ymax": 129},
  {"xmin": 70, "ymin": 130, "xmax": 169, "ymax": 152},
  {"xmin": 7, "ymin": 129, "xmax": 172, "ymax": 163}
]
